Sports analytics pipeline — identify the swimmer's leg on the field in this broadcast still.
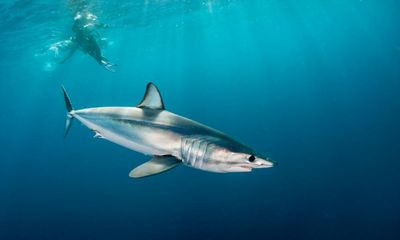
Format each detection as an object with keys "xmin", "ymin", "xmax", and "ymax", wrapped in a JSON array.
[{"xmin": 87, "ymin": 46, "xmax": 116, "ymax": 72}]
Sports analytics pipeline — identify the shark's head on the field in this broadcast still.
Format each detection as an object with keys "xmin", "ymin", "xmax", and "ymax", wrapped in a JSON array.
[
  {"xmin": 225, "ymin": 152, "xmax": 274, "ymax": 172},
  {"xmin": 182, "ymin": 136, "xmax": 275, "ymax": 173},
  {"xmin": 207, "ymin": 145, "xmax": 275, "ymax": 172}
]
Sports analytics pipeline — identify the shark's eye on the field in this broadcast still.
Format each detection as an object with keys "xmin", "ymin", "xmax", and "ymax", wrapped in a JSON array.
[{"xmin": 248, "ymin": 155, "xmax": 256, "ymax": 162}]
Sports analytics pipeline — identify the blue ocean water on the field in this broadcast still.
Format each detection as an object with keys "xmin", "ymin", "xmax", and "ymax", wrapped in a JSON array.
[{"xmin": 1, "ymin": 0, "xmax": 400, "ymax": 239}]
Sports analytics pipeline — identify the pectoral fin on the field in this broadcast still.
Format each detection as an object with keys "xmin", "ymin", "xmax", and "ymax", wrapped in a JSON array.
[{"xmin": 129, "ymin": 155, "xmax": 180, "ymax": 178}]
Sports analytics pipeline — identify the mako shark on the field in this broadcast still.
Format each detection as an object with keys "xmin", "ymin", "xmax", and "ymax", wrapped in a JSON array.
[{"xmin": 62, "ymin": 83, "xmax": 274, "ymax": 178}]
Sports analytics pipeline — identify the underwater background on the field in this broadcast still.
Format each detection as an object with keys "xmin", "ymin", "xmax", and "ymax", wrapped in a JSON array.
[{"xmin": 1, "ymin": 0, "xmax": 400, "ymax": 239}]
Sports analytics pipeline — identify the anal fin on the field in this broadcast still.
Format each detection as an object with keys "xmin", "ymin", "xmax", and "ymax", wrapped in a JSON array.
[{"xmin": 129, "ymin": 155, "xmax": 180, "ymax": 178}]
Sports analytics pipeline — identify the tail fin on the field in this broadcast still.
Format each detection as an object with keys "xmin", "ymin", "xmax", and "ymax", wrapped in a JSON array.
[{"xmin": 61, "ymin": 85, "xmax": 74, "ymax": 138}]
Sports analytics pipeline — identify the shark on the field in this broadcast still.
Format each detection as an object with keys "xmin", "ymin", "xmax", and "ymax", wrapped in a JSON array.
[{"xmin": 62, "ymin": 83, "xmax": 275, "ymax": 178}]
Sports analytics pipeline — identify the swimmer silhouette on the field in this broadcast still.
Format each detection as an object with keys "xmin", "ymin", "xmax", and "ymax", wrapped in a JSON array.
[{"xmin": 61, "ymin": 11, "xmax": 116, "ymax": 72}]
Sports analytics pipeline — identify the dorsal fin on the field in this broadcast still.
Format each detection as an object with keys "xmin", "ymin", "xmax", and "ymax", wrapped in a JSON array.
[{"xmin": 137, "ymin": 82, "xmax": 165, "ymax": 110}]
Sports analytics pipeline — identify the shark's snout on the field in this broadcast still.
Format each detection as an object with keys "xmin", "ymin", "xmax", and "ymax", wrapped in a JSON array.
[{"xmin": 253, "ymin": 158, "xmax": 275, "ymax": 168}]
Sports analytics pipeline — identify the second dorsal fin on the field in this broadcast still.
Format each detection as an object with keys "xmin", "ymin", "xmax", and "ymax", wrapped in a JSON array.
[{"xmin": 136, "ymin": 82, "xmax": 165, "ymax": 110}]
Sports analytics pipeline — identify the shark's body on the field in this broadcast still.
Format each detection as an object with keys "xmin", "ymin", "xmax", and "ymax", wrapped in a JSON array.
[{"xmin": 63, "ymin": 83, "xmax": 274, "ymax": 178}]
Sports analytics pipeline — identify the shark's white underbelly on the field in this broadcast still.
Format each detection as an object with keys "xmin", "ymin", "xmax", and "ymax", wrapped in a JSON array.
[{"xmin": 75, "ymin": 115, "xmax": 182, "ymax": 157}]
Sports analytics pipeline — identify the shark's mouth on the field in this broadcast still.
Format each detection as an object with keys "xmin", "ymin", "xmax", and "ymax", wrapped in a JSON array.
[
  {"xmin": 225, "ymin": 165, "xmax": 252, "ymax": 172},
  {"xmin": 241, "ymin": 165, "xmax": 252, "ymax": 170},
  {"xmin": 237, "ymin": 165, "xmax": 253, "ymax": 172}
]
